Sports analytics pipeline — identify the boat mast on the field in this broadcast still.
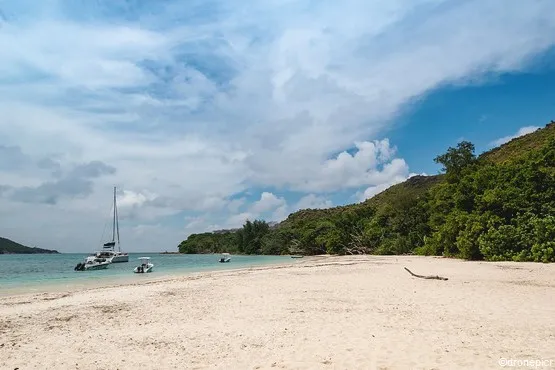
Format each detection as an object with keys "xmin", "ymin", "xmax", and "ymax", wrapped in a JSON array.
[
  {"xmin": 115, "ymin": 187, "xmax": 121, "ymax": 252},
  {"xmin": 112, "ymin": 186, "xmax": 116, "ymax": 249}
]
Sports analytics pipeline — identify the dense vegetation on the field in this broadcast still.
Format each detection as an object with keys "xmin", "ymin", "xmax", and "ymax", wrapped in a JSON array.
[
  {"xmin": 0, "ymin": 237, "xmax": 59, "ymax": 254},
  {"xmin": 178, "ymin": 121, "xmax": 555, "ymax": 262}
]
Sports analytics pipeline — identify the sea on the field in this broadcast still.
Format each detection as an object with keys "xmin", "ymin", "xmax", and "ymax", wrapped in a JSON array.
[{"xmin": 0, "ymin": 253, "xmax": 293, "ymax": 296}]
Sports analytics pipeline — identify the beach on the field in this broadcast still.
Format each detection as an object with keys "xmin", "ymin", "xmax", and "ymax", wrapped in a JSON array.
[{"xmin": 1, "ymin": 255, "xmax": 554, "ymax": 370}]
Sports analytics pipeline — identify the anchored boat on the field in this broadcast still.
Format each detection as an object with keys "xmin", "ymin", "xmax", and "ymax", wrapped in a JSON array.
[
  {"xmin": 94, "ymin": 186, "xmax": 129, "ymax": 263},
  {"xmin": 133, "ymin": 257, "xmax": 154, "ymax": 273},
  {"xmin": 74, "ymin": 255, "xmax": 111, "ymax": 271},
  {"xmin": 218, "ymin": 253, "xmax": 231, "ymax": 263}
]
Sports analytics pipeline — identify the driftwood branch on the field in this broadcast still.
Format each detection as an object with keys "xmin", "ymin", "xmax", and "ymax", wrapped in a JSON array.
[
  {"xmin": 343, "ymin": 225, "xmax": 374, "ymax": 255},
  {"xmin": 404, "ymin": 267, "xmax": 448, "ymax": 281}
]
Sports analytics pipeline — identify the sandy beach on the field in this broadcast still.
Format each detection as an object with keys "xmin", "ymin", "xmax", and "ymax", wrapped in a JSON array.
[{"xmin": 1, "ymin": 255, "xmax": 554, "ymax": 370}]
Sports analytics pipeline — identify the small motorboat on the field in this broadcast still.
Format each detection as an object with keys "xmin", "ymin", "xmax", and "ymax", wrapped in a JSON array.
[
  {"xmin": 291, "ymin": 255, "xmax": 304, "ymax": 259},
  {"xmin": 133, "ymin": 257, "xmax": 154, "ymax": 273},
  {"xmin": 74, "ymin": 255, "xmax": 111, "ymax": 271},
  {"xmin": 218, "ymin": 253, "xmax": 231, "ymax": 263}
]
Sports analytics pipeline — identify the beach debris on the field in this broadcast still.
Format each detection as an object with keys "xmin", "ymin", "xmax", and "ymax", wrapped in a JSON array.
[{"xmin": 404, "ymin": 267, "xmax": 448, "ymax": 281}]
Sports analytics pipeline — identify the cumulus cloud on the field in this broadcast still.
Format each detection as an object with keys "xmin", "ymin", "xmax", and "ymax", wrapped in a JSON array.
[
  {"xmin": 250, "ymin": 192, "xmax": 287, "ymax": 214},
  {"xmin": 286, "ymin": 139, "xmax": 409, "ymax": 192},
  {"xmin": 226, "ymin": 212, "xmax": 257, "ymax": 229},
  {"xmin": 224, "ymin": 191, "xmax": 333, "ymax": 227},
  {"xmin": 1, "ymin": 0, "xmax": 555, "ymax": 250},
  {"xmin": 356, "ymin": 172, "xmax": 428, "ymax": 202},
  {"xmin": 490, "ymin": 126, "xmax": 541, "ymax": 147},
  {"xmin": 222, "ymin": 192, "xmax": 287, "ymax": 227},
  {"xmin": 227, "ymin": 198, "xmax": 246, "ymax": 213},
  {"xmin": 295, "ymin": 194, "xmax": 334, "ymax": 211}
]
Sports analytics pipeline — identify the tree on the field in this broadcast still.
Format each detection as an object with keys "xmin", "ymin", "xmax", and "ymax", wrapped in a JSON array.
[
  {"xmin": 434, "ymin": 141, "xmax": 476, "ymax": 182},
  {"xmin": 174, "ymin": 124, "xmax": 555, "ymax": 262},
  {"xmin": 236, "ymin": 219, "xmax": 271, "ymax": 254}
]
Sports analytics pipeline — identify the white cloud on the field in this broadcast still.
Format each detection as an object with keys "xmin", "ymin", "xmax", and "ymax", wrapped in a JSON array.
[
  {"xmin": 250, "ymin": 192, "xmax": 287, "ymax": 214},
  {"xmin": 271, "ymin": 205, "xmax": 291, "ymax": 222},
  {"xmin": 295, "ymin": 194, "xmax": 333, "ymax": 211},
  {"xmin": 227, "ymin": 198, "xmax": 246, "ymax": 213},
  {"xmin": 1, "ymin": 0, "xmax": 555, "ymax": 251},
  {"xmin": 226, "ymin": 212, "xmax": 257, "ymax": 229},
  {"xmin": 224, "ymin": 192, "xmax": 287, "ymax": 227},
  {"xmin": 224, "ymin": 191, "xmax": 334, "ymax": 227},
  {"xmin": 490, "ymin": 126, "xmax": 541, "ymax": 147},
  {"xmin": 356, "ymin": 172, "xmax": 428, "ymax": 202},
  {"xmin": 184, "ymin": 217, "xmax": 207, "ymax": 231},
  {"xmin": 281, "ymin": 139, "xmax": 408, "ymax": 192},
  {"xmin": 117, "ymin": 189, "xmax": 156, "ymax": 209},
  {"xmin": 357, "ymin": 176, "xmax": 408, "ymax": 202},
  {"xmin": 268, "ymin": 194, "xmax": 334, "ymax": 223}
]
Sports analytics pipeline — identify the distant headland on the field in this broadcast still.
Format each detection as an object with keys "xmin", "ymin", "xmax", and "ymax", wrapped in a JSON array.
[{"xmin": 0, "ymin": 237, "xmax": 60, "ymax": 254}]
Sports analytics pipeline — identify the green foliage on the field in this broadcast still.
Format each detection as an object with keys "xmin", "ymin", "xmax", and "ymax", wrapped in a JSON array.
[
  {"xmin": 0, "ymin": 237, "xmax": 59, "ymax": 254},
  {"xmin": 236, "ymin": 219, "xmax": 270, "ymax": 254},
  {"xmin": 178, "ymin": 232, "xmax": 238, "ymax": 254},
  {"xmin": 434, "ymin": 140, "xmax": 477, "ymax": 182},
  {"xmin": 480, "ymin": 121, "xmax": 555, "ymax": 164},
  {"xmin": 422, "ymin": 134, "xmax": 555, "ymax": 261},
  {"xmin": 176, "ymin": 122, "xmax": 555, "ymax": 262}
]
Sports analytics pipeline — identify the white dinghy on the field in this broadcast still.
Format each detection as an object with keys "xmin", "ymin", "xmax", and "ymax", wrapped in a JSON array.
[{"xmin": 133, "ymin": 257, "xmax": 154, "ymax": 273}]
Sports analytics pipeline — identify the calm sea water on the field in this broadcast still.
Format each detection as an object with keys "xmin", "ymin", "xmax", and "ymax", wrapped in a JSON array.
[{"xmin": 0, "ymin": 253, "xmax": 292, "ymax": 294}]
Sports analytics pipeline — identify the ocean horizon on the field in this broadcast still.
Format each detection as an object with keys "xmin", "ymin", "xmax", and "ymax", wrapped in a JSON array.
[{"xmin": 0, "ymin": 253, "xmax": 292, "ymax": 295}]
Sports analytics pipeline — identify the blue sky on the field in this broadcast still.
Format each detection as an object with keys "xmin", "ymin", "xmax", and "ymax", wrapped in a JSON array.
[
  {"xmin": 390, "ymin": 61, "xmax": 555, "ymax": 175},
  {"xmin": 1, "ymin": 0, "xmax": 555, "ymax": 252}
]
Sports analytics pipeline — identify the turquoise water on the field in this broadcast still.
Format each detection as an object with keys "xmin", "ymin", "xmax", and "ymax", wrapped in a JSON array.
[{"xmin": 0, "ymin": 253, "xmax": 292, "ymax": 294}]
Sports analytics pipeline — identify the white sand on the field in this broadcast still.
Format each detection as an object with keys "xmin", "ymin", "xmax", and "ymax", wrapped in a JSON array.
[{"xmin": 1, "ymin": 255, "xmax": 554, "ymax": 369}]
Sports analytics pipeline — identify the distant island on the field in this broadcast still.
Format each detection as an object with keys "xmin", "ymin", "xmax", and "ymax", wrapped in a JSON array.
[
  {"xmin": 177, "ymin": 120, "xmax": 555, "ymax": 263},
  {"xmin": 0, "ymin": 237, "xmax": 59, "ymax": 254}
]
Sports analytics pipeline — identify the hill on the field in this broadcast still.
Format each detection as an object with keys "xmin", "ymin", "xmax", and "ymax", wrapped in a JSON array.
[
  {"xmin": 0, "ymin": 237, "xmax": 59, "ymax": 254},
  {"xmin": 480, "ymin": 121, "xmax": 555, "ymax": 164},
  {"xmin": 178, "ymin": 120, "xmax": 555, "ymax": 262}
]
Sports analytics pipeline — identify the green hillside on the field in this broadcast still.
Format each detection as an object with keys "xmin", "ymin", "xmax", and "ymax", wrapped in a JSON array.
[
  {"xmin": 178, "ymin": 121, "xmax": 555, "ymax": 262},
  {"xmin": 480, "ymin": 121, "xmax": 555, "ymax": 164},
  {"xmin": 0, "ymin": 237, "xmax": 59, "ymax": 254}
]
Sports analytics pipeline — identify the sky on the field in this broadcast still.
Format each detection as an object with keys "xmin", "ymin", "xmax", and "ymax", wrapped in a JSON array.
[{"xmin": 1, "ymin": 0, "xmax": 555, "ymax": 253}]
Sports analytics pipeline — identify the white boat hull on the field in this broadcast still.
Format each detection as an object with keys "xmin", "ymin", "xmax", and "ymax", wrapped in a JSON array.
[
  {"xmin": 110, "ymin": 254, "xmax": 129, "ymax": 263},
  {"xmin": 95, "ymin": 251, "xmax": 129, "ymax": 263},
  {"xmin": 134, "ymin": 263, "xmax": 153, "ymax": 273},
  {"xmin": 85, "ymin": 262, "xmax": 110, "ymax": 270},
  {"xmin": 75, "ymin": 257, "xmax": 111, "ymax": 271}
]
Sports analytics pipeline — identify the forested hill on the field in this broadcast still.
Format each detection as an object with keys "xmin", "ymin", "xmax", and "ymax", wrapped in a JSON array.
[
  {"xmin": 0, "ymin": 237, "xmax": 59, "ymax": 254},
  {"xmin": 178, "ymin": 121, "xmax": 555, "ymax": 262}
]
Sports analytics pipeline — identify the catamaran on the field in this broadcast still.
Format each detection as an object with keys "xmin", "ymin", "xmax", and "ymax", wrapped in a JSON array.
[{"xmin": 94, "ymin": 186, "xmax": 129, "ymax": 263}]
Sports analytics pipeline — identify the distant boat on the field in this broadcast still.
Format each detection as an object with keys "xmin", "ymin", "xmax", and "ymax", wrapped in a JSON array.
[
  {"xmin": 94, "ymin": 187, "xmax": 129, "ymax": 263},
  {"xmin": 291, "ymin": 255, "xmax": 304, "ymax": 258},
  {"xmin": 219, "ymin": 253, "xmax": 231, "ymax": 263},
  {"xmin": 133, "ymin": 257, "xmax": 154, "ymax": 273}
]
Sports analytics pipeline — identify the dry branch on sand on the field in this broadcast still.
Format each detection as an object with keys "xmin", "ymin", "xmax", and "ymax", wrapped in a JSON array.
[{"xmin": 404, "ymin": 267, "xmax": 448, "ymax": 281}]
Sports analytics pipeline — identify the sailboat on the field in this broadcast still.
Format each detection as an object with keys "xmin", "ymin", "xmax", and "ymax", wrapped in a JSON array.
[{"xmin": 94, "ymin": 186, "xmax": 129, "ymax": 263}]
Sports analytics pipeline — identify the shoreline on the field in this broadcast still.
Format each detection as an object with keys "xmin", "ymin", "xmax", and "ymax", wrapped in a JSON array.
[
  {"xmin": 2, "ymin": 255, "xmax": 554, "ymax": 369},
  {"xmin": 0, "ymin": 255, "xmax": 329, "ymax": 299},
  {"xmin": 0, "ymin": 253, "xmax": 310, "ymax": 298}
]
